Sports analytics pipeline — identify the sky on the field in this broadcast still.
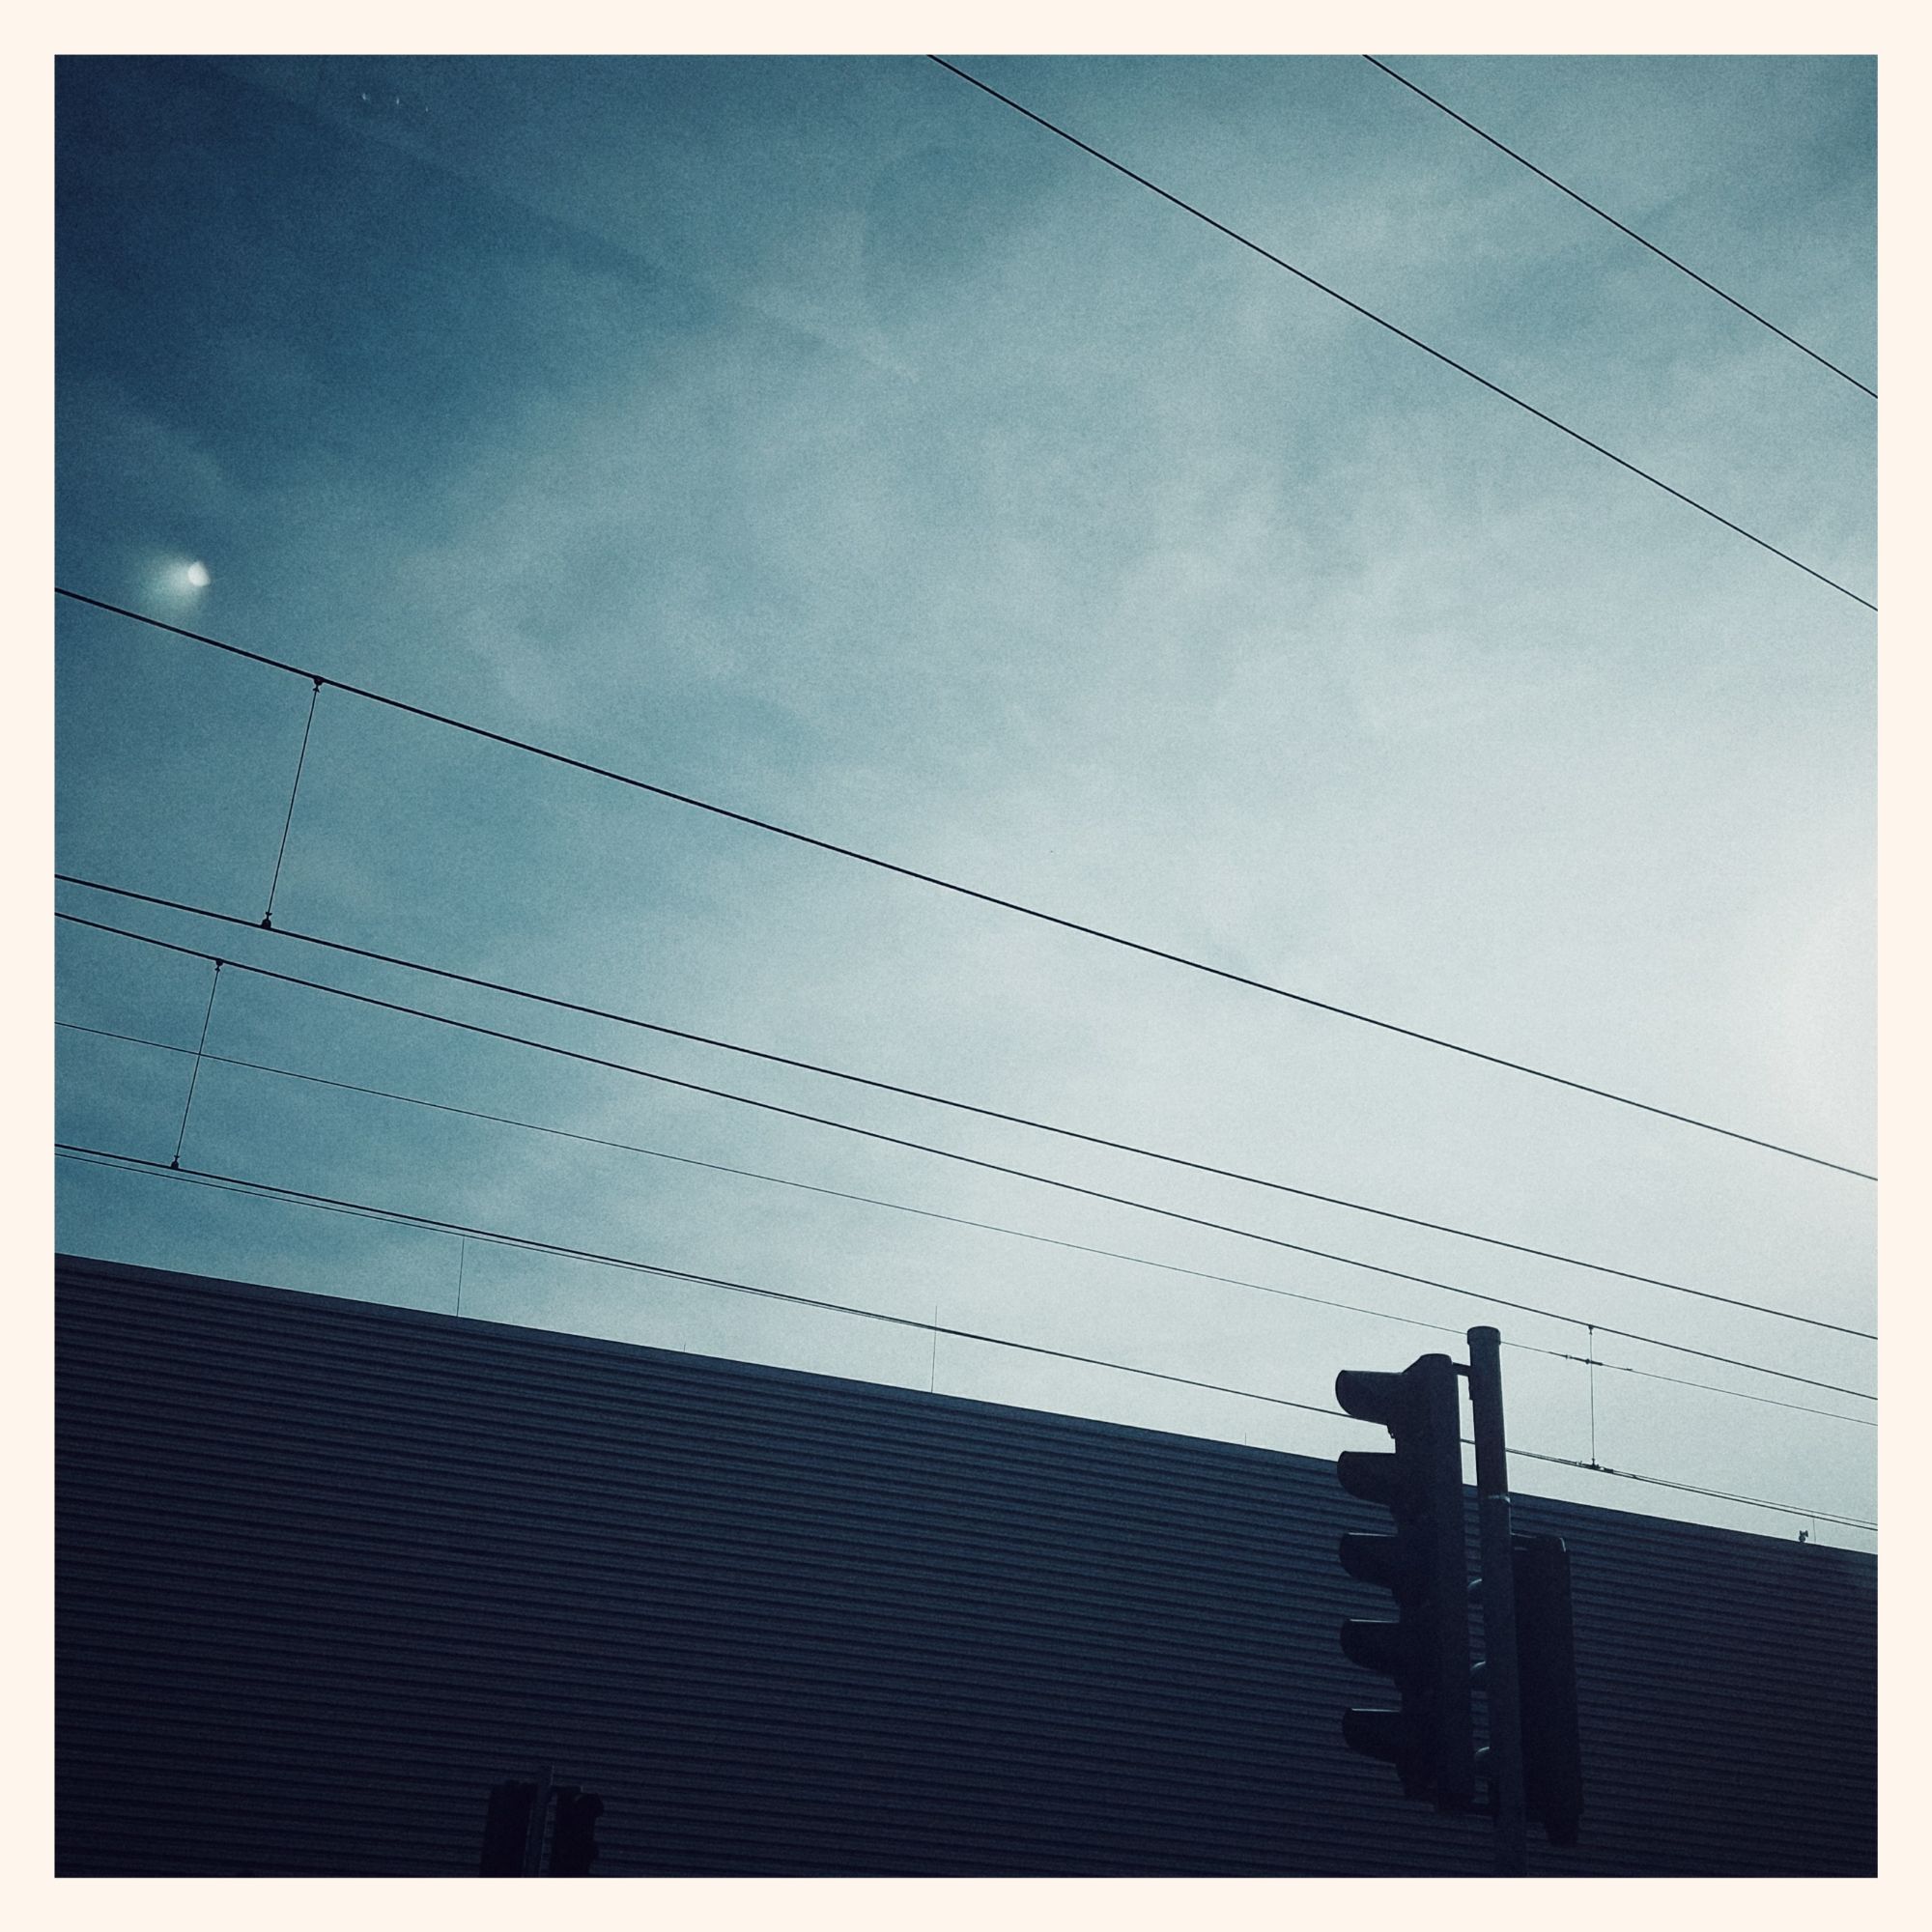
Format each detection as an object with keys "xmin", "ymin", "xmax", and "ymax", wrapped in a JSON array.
[{"xmin": 53, "ymin": 53, "xmax": 1876, "ymax": 1551}]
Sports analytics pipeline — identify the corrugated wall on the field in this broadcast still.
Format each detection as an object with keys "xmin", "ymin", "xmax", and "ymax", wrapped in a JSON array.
[{"xmin": 56, "ymin": 1254, "xmax": 1876, "ymax": 1877}]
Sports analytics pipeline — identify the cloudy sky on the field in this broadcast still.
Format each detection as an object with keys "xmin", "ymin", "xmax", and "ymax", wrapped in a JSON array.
[{"xmin": 54, "ymin": 54, "xmax": 1875, "ymax": 1548}]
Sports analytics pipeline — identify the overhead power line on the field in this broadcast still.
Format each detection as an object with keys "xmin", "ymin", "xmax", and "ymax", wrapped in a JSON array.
[
  {"xmin": 55, "ymin": 906, "xmax": 1877, "ymax": 1405},
  {"xmin": 55, "ymin": 872, "xmax": 1873, "ymax": 1341},
  {"xmin": 56, "ymin": 1143, "xmax": 1343, "ymax": 1426},
  {"xmin": 1362, "ymin": 55, "xmax": 1877, "ymax": 400},
  {"xmin": 54, "ymin": 589, "xmax": 1879, "ymax": 1183},
  {"xmin": 1536, "ymin": 1341, "xmax": 1869, "ymax": 1430},
  {"xmin": 1515, "ymin": 1446, "xmax": 1874, "ymax": 1534},
  {"xmin": 925, "ymin": 56, "xmax": 1876, "ymax": 613},
  {"xmin": 55, "ymin": 1142, "xmax": 1876, "ymax": 1537},
  {"xmin": 58, "ymin": 1016, "xmax": 1461, "ymax": 1344},
  {"xmin": 58, "ymin": 1015, "xmax": 1877, "ymax": 1432}
]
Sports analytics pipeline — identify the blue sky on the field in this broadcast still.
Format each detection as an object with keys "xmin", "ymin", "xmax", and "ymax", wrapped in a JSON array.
[{"xmin": 55, "ymin": 54, "xmax": 1876, "ymax": 1548}]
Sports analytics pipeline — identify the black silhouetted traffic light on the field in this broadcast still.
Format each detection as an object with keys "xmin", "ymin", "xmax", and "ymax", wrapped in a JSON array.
[
  {"xmin": 1334, "ymin": 1351, "xmax": 1475, "ymax": 1810},
  {"xmin": 548, "ymin": 1787, "xmax": 604, "ymax": 1876},
  {"xmin": 480, "ymin": 1778, "xmax": 537, "ymax": 1876},
  {"xmin": 1512, "ymin": 1532, "xmax": 1582, "ymax": 1845}
]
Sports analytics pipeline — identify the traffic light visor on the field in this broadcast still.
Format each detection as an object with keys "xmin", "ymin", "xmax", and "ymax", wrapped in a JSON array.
[{"xmin": 1335, "ymin": 1368, "xmax": 1406, "ymax": 1426}]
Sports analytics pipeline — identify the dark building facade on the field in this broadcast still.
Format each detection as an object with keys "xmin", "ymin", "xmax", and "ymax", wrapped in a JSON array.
[{"xmin": 55, "ymin": 1253, "xmax": 1877, "ymax": 1877}]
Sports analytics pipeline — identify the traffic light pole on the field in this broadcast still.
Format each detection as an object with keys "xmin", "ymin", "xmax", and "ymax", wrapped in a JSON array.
[
  {"xmin": 1467, "ymin": 1326, "xmax": 1527, "ymax": 1878},
  {"xmin": 521, "ymin": 1763, "xmax": 554, "ymax": 1877}
]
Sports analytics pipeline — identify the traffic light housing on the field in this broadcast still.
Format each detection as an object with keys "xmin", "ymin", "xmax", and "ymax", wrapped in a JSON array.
[
  {"xmin": 1334, "ymin": 1351, "xmax": 1475, "ymax": 1810},
  {"xmin": 548, "ymin": 1786, "xmax": 604, "ymax": 1876},
  {"xmin": 1512, "ymin": 1533, "xmax": 1582, "ymax": 1844},
  {"xmin": 480, "ymin": 1778, "xmax": 537, "ymax": 1876}
]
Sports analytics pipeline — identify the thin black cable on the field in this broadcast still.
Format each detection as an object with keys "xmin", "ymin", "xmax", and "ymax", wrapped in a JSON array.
[
  {"xmin": 927, "ymin": 57, "xmax": 1877, "ymax": 614},
  {"xmin": 1514, "ymin": 1446, "xmax": 1874, "ymax": 1534},
  {"xmin": 168, "ymin": 960, "xmax": 222, "ymax": 1169},
  {"xmin": 54, "ymin": 909, "xmax": 1878, "ymax": 1405},
  {"xmin": 263, "ymin": 677, "xmax": 324, "ymax": 928},
  {"xmin": 56, "ymin": 869, "xmax": 1874, "ymax": 1340},
  {"xmin": 1539, "ymin": 1342, "xmax": 1872, "ymax": 1429},
  {"xmin": 1361, "ymin": 55, "xmax": 1877, "ymax": 400},
  {"xmin": 59, "ymin": 1016, "xmax": 1877, "ymax": 1430},
  {"xmin": 55, "ymin": 1018, "xmax": 1464, "ymax": 1341},
  {"xmin": 1587, "ymin": 1323, "xmax": 1597, "ymax": 1464},
  {"xmin": 59, "ymin": 906, "xmax": 1611, "ymax": 1337},
  {"xmin": 57, "ymin": 910, "xmax": 1878, "ymax": 1401},
  {"xmin": 56, "ymin": 1142, "xmax": 1874, "ymax": 1536},
  {"xmin": 53, "ymin": 588, "xmax": 1879, "ymax": 1183},
  {"xmin": 54, "ymin": 1144, "xmax": 1343, "ymax": 1426}
]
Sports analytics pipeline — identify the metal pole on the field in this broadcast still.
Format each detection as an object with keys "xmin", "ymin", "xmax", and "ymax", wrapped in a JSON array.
[
  {"xmin": 1467, "ymin": 1326, "xmax": 1527, "ymax": 1877},
  {"xmin": 522, "ymin": 1762, "xmax": 554, "ymax": 1877}
]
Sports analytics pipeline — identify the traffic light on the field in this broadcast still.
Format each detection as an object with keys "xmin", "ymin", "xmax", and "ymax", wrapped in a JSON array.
[
  {"xmin": 548, "ymin": 1786, "xmax": 604, "ymax": 1876},
  {"xmin": 1512, "ymin": 1533, "xmax": 1582, "ymax": 1845},
  {"xmin": 480, "ymin": 1778, "xmax": 537, "ymax": 1876},
  {"xmin": 1334, "ymin": 1351, "xmax": 1475, "ymax": 1810}
]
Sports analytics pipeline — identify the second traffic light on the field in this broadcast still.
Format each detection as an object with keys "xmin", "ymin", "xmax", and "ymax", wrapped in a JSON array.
[
  {"xmin": 1334, "ymin": 1351, "xmax": 1475, "ymax": 1810},
  {"xmin": 1513, "ymin": 1532, "xmax": 1583, "ymax": 1845},
  {"xmin": 548, "ymin": 1787, "xmax": 604, "ymax": 1876},
  {"xmin": 480, "ymin": 1778, "xmax": 538, "ymax": 1876}
]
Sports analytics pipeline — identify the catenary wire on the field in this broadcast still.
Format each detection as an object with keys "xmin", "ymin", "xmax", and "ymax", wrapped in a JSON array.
[
  {"xmin": 1514, "ymin": 1447, "xmax": 1874, "ymax": 1534},
  {"xmin": 1536, "ymin": 1341, "xmax": 1871, "ymax": 1429},
  {"xmin": 53, "ymin": 588, "xmax": 1879, "ymax": 1183},
  {"xmin": 55, "ymin": 908, "xmax": 1878, "ymax": 1405},
  {"xmin": 55, "ymin": 1144, "xmax": 1342, "ymax": 1426},
  {"xmin": 58, "ymin": 1014, "xmax": 1877, "ymax": 1431},
  {"xmin": 55, "ymin": 869, "xmax": 1874, "ymax": 1342},
  {"xmin": 55, "ymin": 906, "xmax": 1633, "ymax": 1346},
  {"xmin": 264, "ymin": 676, "xmax": 324, "ymax": 927},
  {"xmin": 926, "ymin": 57, "xmax": 1877, "ymax": 614},
  {"xmin": 57, "ymin": 1017, "xmax": 1462, "ymax": 1343},
  {"xmin": 1361, "ymin": 55, "xmax": 1877, "ymax": 399},
  {"xmin": 55, "ymin": 1142, "xmax": 1875, "ymax": 1537},
  {"xmin": 168, "ymin": 961, "xmax": 221, "ymax": 1169}
]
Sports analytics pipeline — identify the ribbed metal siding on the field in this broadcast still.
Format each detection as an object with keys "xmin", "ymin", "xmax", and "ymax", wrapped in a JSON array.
[{"xmin": 56, "ymin": 1255, "xmax": 1875, "ymax": 1876}]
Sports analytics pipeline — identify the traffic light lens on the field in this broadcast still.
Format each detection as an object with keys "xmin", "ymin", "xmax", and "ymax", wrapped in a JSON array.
[
  {"xmin": 1341, "ymin": 1617, "xmax": 1413, "ymax": 1676},
  {"xmin": 1341, "ymin": 1706, "xmax": 1411, "ymax": 1764},
  {"xmin": 1339, "ymin": 1530, "xmax": 1411, "ymax": 1594},
  {"xmin": 1336, "ymin": 1448, "xmax": 1404, "ymax": 1508}
]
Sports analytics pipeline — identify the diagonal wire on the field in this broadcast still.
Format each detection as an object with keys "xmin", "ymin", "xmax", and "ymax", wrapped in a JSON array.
[
  {"xmin": 54, "ymin": 590, "xmax": 1880, "ymax": 1180},
  {"xmin": 54, "ymin": 1143, "xmax": 1344, "ymax": 1425},
  {"xmin": 263, "ymin": 677, "xmax": 324, "ymax": 929},
  {"xmin": 54, "ymin": 1141, "xmax": 1876, "ymax": 1536},
  {"xmin": 54, "ymin": 869, "xmax": 1876, "ymax": 1338},
  {"xmin": 1514, "ymin": 1446, "xmax": 1874, "ymax": 1534},
  {"xmin": 1541, "ymin": 1343, "xmax": 1872, "ymax": 1429},
  {"xmin": 1362, "ymin": 55, "xmax": 1876, "ymax": 399},
  {"xmin": 53, "ymin": 908, "xmax": 1878, "ymax": 1405},
  {"xmin": 57, "ymin": 1017, "xmax": 1466, "ymax": 1342},
  {"xmin": 59, "ymin": 1015, "xmax": 1878, "ymax": 1431},
  {"xmin": 169, "ymin": 960, "xmax": 222, "ymax": 1170},
  {"xmin": 926, "ymin": 56, "xmax": 1876, "ymax": 613}
]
